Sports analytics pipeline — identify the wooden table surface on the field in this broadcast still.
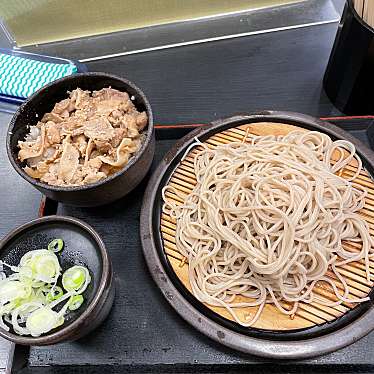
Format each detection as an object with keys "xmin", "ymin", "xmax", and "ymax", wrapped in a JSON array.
[{"xmin": 3, "ymin": 18, "xmax": 374, "ymax": 373}]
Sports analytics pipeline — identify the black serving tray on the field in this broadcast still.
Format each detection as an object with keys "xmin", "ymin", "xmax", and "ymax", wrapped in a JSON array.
[{"xmin": 11, "ymin": 116, "xmax": 374, "ymax": 373}]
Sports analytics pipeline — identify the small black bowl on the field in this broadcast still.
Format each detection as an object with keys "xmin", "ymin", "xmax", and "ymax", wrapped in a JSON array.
[
  {"xmin": 0, "ymin": 215, "xmax": 114, "ymax": 346},
  {"xmin": 6, "ymin": 72, "xmax": 155, "ymax": 207}
]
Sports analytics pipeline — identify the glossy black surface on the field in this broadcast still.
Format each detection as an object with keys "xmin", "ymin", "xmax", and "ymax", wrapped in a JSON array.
[
  {"xmin": 85, "ymin": 24, "xmax": 343, "ymax": 125},
  {"xmin": 20, "ymin": 117, "xmax": 374, "ymax": 371},
  {"xmin": 324, "ymin": 0, "xmax": 374, "ymax": 115}
]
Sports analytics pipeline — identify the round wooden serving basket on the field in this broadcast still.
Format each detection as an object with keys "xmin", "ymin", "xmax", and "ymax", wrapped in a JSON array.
[{"xmin": 140, "ymin": 112, "xmax": 374, "ymax": 359}]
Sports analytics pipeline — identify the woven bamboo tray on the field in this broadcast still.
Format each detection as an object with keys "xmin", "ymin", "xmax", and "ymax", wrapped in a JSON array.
[{"xmin": 161, "ymin": 122, "xmax": 374, "ymax": 331}]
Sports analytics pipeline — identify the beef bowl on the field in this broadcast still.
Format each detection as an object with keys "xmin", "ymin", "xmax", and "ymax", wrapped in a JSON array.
[{"xmin": 7, "ymin": 73, "xmax": 155, "ymax": 207}]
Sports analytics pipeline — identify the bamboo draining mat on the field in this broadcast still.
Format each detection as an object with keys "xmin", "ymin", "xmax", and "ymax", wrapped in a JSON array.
[
  {"xmin": 160, "ymin": 122, "xmax": 374, "ymax": 330},
  {"xmin": 353, "ymin": 0, "xmax": 374, "ymax": 28}
]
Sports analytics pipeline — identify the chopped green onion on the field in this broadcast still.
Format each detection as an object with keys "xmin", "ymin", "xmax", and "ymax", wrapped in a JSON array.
[
  {"xmin": 62, "ymin": 266, "xmax": 91, "ymax": 294},
  {"xmin": 0, "ymin": 239, "xmax": 90, "ymax": 337},
  {"xmin": 68, "ymin": 295, "xmax": 84, "ymax": 311},
  {"xmin": 26, "ymin": 307, "xmax": 60, "ymax": 337},
  {"xmin": 0, "ymin": 261, "xmax": 19, "ymax": 273},
  {"xmin": 20, "ymin": 249, "xmax": 61, "ymax": 284},
  {"xmin": 48, "ymin": 239, "xmax": 64, "ymax": 253},
  {"xmin": 0, "ymin": 281, "xmax": 31, "ymax": 304},
  {"xmin": 46, "ymin": 286, "xmax": 64, "ymax": 302},
  {"xmin": 18, "ymin": 266, "xmax": 32, "ymax": 284},
  {"xmin": 11, "ymin": 302, "xmax": 43, "ymax": 336},
  {"xmin": 55, "ymin": 315, "xmax": 65, "ymax": 328}
]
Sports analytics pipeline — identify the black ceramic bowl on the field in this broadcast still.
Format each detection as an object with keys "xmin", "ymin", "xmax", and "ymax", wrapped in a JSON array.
[
  {"xmin": 6, "ymin": 72, "xmax": 155, "ymax": 207},
  {"xmin": 0, "ymin": 215, "xmax": 114, "ymax": 345}
]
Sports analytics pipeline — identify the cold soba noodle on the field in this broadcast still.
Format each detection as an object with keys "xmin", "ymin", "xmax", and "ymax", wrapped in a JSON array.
[{"xmin": 162, "ymin": 130, "xmax": 374, "ymax": 327}]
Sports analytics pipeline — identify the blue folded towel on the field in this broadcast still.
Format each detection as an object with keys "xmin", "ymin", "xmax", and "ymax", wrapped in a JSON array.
[{"xmin": 0, "ymin": 53, "xmax": 77, "ymax": 98}]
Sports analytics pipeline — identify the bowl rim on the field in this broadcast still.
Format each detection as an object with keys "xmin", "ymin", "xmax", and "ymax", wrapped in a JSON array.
[
  {"xmin": 0, "ymin": 215, "xmax": 111, "ymax": 345},
  {"xmin": 6, "ymin": 72, "xmax": 154, "ymax": 192}
]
